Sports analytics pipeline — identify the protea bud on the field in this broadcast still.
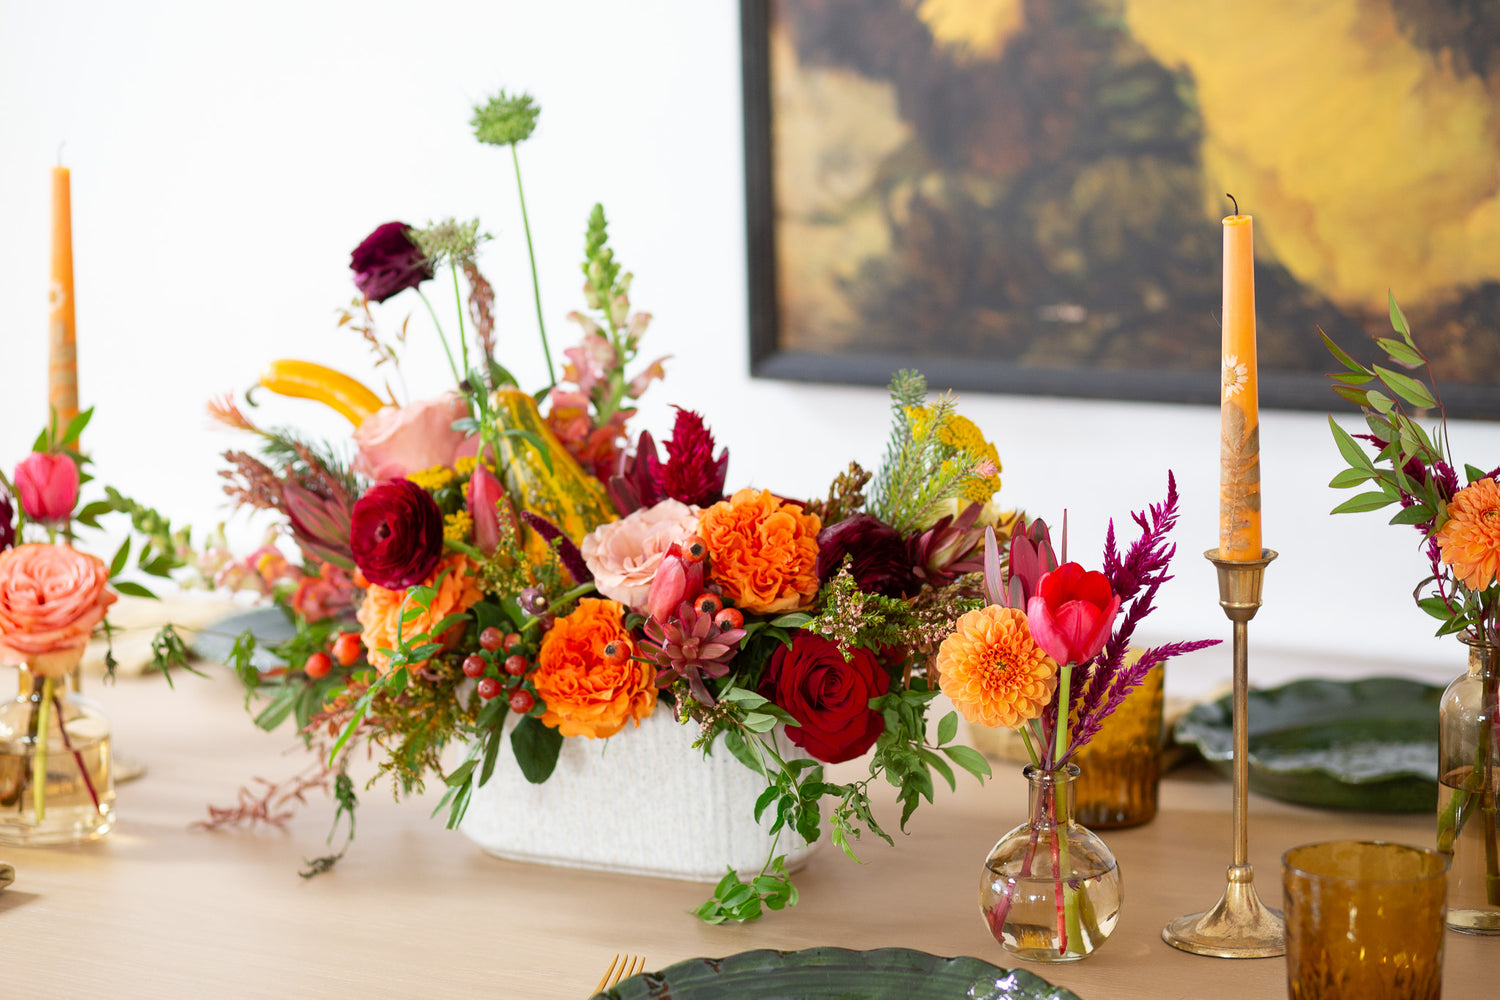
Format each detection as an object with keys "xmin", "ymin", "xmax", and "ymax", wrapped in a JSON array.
[{"xmin": 645, "ymin": 543, "xmax": 704, "ymax": 624}]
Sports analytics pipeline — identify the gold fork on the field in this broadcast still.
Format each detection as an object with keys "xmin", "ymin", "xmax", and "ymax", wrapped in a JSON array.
[{"xmin": 593, "ymin": 953, "xmax": 645, "ymax": 994}]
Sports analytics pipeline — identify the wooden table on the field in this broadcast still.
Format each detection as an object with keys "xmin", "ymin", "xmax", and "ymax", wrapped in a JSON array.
[{"xmin": 0, "ymin": 669, "xmax": 1486, "ymax": 998}]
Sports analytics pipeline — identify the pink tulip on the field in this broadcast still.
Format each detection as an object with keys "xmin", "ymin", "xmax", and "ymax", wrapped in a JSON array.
[
  {"xmin": 1026, "ymin": 562, "xmax": 1120, "ymax": 666},
  {"xmin": 467, "ymin": 464, "xmax": 505, "ymax": 554},
  {"xmin": 14, "ymin": 452, "xmax": 79, "ymax": 523},
  {"xmin": 645, "ymin": 543, "xmax": 703, "ymax": 623}
]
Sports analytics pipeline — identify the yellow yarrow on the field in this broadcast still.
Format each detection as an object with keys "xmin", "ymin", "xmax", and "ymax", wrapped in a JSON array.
[
  {"xmin": 408, "ymin": 465, "xmax": 457, "ymax": 491},
  {"xmin": 443, "ymin": 509, "xmax": 474, "ymax": 542},
  {"xmin": 453, "ymin": 455, "xmax": 479, "ymax": 477}
]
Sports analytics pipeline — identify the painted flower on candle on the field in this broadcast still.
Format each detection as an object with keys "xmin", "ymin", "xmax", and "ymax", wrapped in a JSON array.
[
  {"xmin": 1436, "ymin": 477, "xmax": 1500, "ymax": 592},
  {"xmin": 1221, "ymin": 355, "xmax": 1249, "ymax": 397}
]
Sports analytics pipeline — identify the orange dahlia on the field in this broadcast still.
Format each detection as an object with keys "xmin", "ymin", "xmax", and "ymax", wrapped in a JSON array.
[
  {"xmin": 532, "ymin": 597, "xmax": 656, "ymax": 738},
  {"xmin": 697, "ymin": 488, "xmax": 821, "ymax": 614},
  {"xmin": 936, "ymin": 605, "xmax": 1058, "ymax": 729},
  {"xmin": 356, "ymin": 553, "xmax": 482, "ymax": 673},
  {"xmin": 1437, "ymin": 477, "xmax": 1500, "ymax": 592}
]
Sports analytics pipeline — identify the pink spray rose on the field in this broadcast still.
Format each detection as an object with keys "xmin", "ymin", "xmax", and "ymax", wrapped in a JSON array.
[
  {"xmin": 580, "ymin": 499, "xmax": 701, "ymax": 610},
  {"xmin": 352, "ymin": 394, "xmax": 475, "ymax": 481},
  {"xmin": 14, "ymin": 452, "xmax": 79, "ymax": 523},
  {"xmin": 0, "ymin": 543, "xmax": 117, "ymax": 677},
  {"xmin": 1026, "ymin": 562, "xmax": 1120, "ymax": 666}
]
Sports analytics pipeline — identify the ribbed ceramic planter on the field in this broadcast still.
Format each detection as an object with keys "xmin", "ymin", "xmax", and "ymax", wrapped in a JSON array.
[{"xmin": 459, "ymin": 709, "xmax": 817, "ymax": 882}]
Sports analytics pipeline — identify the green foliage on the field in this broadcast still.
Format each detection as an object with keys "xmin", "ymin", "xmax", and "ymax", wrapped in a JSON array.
[
  {"xmin": 692, "ymin": 856, "xmax": 798, "ymax": 924},
  {"xmin": 299, "ymin": 771, "xmax": 358, "ymax": 879},
  {"xmin": 867, "ymin": 370, "xmax": 992, "ymax": 533}
]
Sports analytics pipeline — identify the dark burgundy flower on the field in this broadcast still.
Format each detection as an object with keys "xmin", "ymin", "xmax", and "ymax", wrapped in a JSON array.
[
  {"xmin": 815, "ymin": 514, "xmax": 920, "ymax": 598},
  {"xmin": 654, "ymin": 407, "xmax": 728, "ymax": 507},
  {"xmin": 349, "ymin": 478, "xmax": 444, "ymax": 589},
  {"xmin": 607, "ymin": 429, "xmax": 664, "ymax": 515},
  {"xmin": 0, "ymin": 492, "xmax": 13, "ymax": 551},
  {"xmin": 350, "ymin": 222, "xmax": 433, "ymax": 303},
  {"xmin": 907, "ymin": 502, "xmax": 986, "ymax": 586},
  {"xmin": 759, "ymin": 634, "xmax": 889, "ymax": 763}
]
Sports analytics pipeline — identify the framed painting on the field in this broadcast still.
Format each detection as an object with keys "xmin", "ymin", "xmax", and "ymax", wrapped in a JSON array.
[{"xmin": 742, "ymin": 0, "xmax": 1500, "ymax": 418}]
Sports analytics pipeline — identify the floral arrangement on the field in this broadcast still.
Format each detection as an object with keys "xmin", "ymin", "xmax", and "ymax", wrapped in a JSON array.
[
  {"xmin": 935, "ymin": 473, "xmax": 1216, "ymax": 957},
  {"xmin": 1322, "ymin": 294, "xmax": 1499, "ymax": 897},
  {"xmin": 199, "ymin": 89, "xmax": 1009, "ymax": 920},
  {"xmin": 0, "ymin": 410, "xmax": 184, "ymax": 831}
]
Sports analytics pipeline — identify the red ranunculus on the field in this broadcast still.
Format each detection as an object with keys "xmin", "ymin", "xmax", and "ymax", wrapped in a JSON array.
[
  {"xmin": 349, "ymin": 478, "xmax": 444, "ymax": 589},
  {"xmin": 350, "ymin": 221, "xmax": 433, "ymax": 303},
  {"xmin": 760, "ymin": 633, "xmax": 890, "ymax": 763},
  {"xmin": 814, "ymin": 514, "xmax": 919, "ymax": 598},
  {"xmin": 14, "ymin": 452, "xmax": 79, "ymax": 523},
  {"xmin": 1026, "ymin": 562, "xmax": 1120, "ymax": 666}
]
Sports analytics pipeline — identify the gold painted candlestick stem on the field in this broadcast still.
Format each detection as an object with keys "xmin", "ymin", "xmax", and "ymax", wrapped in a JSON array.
[{"xmin": 1162, "ymin": 548, "xmax": 1284, "ymax": 958}]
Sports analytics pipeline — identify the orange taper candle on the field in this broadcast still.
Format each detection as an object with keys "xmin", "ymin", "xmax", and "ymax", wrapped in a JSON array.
[
  {"xmin": 1218, "ymin": 205, "xmax": 1261, "ymax": 561},
  {"xmin": 48, "ymin": 164, "xmax": 78, "ymax": 429}
]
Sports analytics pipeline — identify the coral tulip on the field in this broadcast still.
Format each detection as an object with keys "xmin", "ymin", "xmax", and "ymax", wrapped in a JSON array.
[
  {"xmin": 14, "ymin": 452, "xmax": 79, "ymax": 523},
  {"xmin": 1026, "ymin": 562, "xmax": 1120, "ymax": 666}
]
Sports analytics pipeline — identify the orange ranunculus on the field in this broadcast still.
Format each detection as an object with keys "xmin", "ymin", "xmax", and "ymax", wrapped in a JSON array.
[
  {"xmin": 0, "ymin": 543, "xmax": 118, "ymax": 678},
  {"xmin": 1437, "ymin": 477, "xmax": 1500, "ymax": 593},
  {"xmin": 356, "ymin": 553, "xmax": 482, "ymax": 673},
  {"xmin": 531, "ymin": 597, "xmax": 655, "ymax": 738},
  {"xmin": 936, "ymin": 604, "xmax": 1058, "ymax": 730},
  {"xmin": 697, "ymin": 488, "xmax": 821, "ymax": 614}
]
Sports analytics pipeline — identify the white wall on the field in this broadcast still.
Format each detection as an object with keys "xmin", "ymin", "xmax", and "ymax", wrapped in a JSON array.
[{"xmin": 3, "ymin": 1, "xmax": 1496, "ymax": 694}]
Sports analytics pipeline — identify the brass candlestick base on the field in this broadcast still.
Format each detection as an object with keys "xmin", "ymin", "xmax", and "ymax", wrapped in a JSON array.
[{"xmin": 1162, "ymin": 548, "xmax": 1284, "ymax": 959}]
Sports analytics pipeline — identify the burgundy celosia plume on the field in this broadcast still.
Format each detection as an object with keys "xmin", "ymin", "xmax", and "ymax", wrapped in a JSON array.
[{"xmin": 654, "ymin": 408, "xmax": 728, "ymax": 508}]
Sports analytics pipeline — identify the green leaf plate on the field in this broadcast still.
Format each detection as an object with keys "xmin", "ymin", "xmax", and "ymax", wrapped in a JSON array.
[
  {"xmin": 1173, "ymin": 677, "xmax": 1442, "ymax": 812},
  {"xmin": 596, "ymin": 947, "xmax": 1083, "ymax": 1000}
]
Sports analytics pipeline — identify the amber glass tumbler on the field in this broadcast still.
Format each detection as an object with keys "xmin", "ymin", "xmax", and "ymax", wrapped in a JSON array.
[{"xmin": 1073, "ymin": 663, "xmax": 1163, "ymax": 828}]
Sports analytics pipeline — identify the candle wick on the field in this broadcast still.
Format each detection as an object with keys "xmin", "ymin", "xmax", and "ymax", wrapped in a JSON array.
[{"xmin": 1226, "ymin": 192, "xmax": 1239, "ymax": 217}]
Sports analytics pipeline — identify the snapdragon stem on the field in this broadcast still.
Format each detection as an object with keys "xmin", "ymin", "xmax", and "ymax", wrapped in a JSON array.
[{"xmin": 510, "ymin": 143, "xmax": 556, "ymax": 389}]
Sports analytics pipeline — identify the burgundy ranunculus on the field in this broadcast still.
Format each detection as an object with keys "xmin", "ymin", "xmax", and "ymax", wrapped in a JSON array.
[
  {"xmin": 349, "ymin": 478, "xmax": 444, "ymax": 589},
  {"xmin": 759, "ymin": 634, "xmax": 890, "ymax": 763},
  {"xmin": 0, "ymin": 492, "xmax": 13, "ymax": 551},
  {"xmin": 350, "ymin": 222, "xmax": 433, "ymax": 303},
  {"xmin": 815, "ymin": 514, "xmax": 919, "ymax": 598}
]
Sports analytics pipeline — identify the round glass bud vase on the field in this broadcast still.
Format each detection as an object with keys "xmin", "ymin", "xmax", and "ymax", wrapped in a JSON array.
[
  {"xmin": 979, "ymin": 764, "xmax": 1121, "ymax": 962},
  {"xmin": 1072, "ymin": 662, "xmax": 1164, "ymax": 828},
  {"xmin": 0, "ymin": 667, "xmax": 115, "ymax": 846},
  {"xmin": 1437, "ymin": 637, "xmax": 1500, "ymax": 934}
]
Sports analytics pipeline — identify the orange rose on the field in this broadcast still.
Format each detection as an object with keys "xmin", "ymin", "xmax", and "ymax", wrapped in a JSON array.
[
  {"xmin": 0, "ymin": 543, "xmax": 118, "ymax": 678},
  {"xmin": 532, "ymin": 598, "xmax": 655, "ymax": 738},
  {"xmin": 698, "ymin": 488, "xmax": 821, "ymax": 614},
  {"xmin": 356, "ymin": 553, "xmax": 482, "ymax": 673}
]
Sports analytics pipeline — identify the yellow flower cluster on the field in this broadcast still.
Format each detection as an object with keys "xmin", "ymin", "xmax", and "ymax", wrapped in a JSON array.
[
  {"xmin": 906, "ymin": 405, "xmax": 1003, "ymax": 503},
  {"xmin": 408, "ymin": 465, "xmax": 457, "ymax": 491},
  {"xmin": 453, "ymin": 455, "xmax": 480, "ymax": 477},
  {"xmin": 443, "ymin": 509, "xmax": 474, "ymax": 542}
]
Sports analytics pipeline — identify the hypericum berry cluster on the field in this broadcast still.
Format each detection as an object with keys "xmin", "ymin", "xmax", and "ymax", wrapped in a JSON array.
[
  {"xmin": 463, "ymin": 625, "xmax": 539, "ymax": 714},
  {"xmin": 303, "ymin": 630, "xmax": 366, "ymax": 679}
]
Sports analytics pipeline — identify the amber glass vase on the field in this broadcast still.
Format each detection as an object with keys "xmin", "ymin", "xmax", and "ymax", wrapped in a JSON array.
[
  {"xmin": 1073, "ymin": 663, "xmax": 1164, "ymax": 828},
  {"xmin": 1437, "ymin": 637, "xmax": 1500, "ymax": 934},
  {"xmin": 0, "ymin": 667, "xmax": 114, "ymax": 846}
]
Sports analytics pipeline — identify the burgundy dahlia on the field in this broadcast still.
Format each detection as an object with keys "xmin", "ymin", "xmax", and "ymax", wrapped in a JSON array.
[
  {"xmin": 349, "ymin": 478, "xmax": 444, "ymax": 589},
  {"xmin": 815, "ymin": 514, "xmax": 920, "ymax": 598},
  {"xmin": 350, "ymin": 222, "xmax": 433, "ymax": 303}
]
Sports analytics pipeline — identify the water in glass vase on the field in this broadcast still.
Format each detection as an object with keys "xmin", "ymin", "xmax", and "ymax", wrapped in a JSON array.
[
  {"xmin": 1438, "ymin": 766, "xmax": 1500, "ymax": 934},
  {"xmin": 0, "ymin": 686, "xmax": 115, "ymax": 846},
  {"xmin": 982, "ymin": 861, "xmax": 1122, "ymax": 962}
]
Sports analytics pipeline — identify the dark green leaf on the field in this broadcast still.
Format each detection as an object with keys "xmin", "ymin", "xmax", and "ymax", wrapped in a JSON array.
[
  {"xmin": 936, "ymin": 710, "xmax": 958, "ymax": 746},
  {"xmin": 1375, "ymin": 366, "xmax": 1438, "ymax": 409},
  {"xmin": 940, "ymin": 744, "xmax": 992, "ymax": 781},
  {"xmin": 1465, "ymin": 464, "xmax": 1488, "ymax": 485},
  {"xmin": 1330, "ymin": 491, "xmax": 1396, "ymax": 514},
  {"xmin": 253, "ymin": 690, "xmax": 300, "ymax": 730},
  {"xmin": 1365, "ymin": 390, "xmax": 1393, "ymax": 414},
  {"xmin": 1320, "ymin": 329, "xmax": 1367, "ymax": 374},
  {"xmin": 1328, "ymin": 468, "xmax": 1375, "ymax": 489},
  {"xmin": 767, "ymin": 612, "xmax": 814, "ymax": 628},
  {"xmin": 1375, "ymin": 337, "xmax": 1423, "ymax": 368},
  {"xmin": 112, "ymin": 580, "xmax": 157, "ymax": 599},
  {"xmin": 509, "ymin": 715, "xmax": 563, "ymax": 783},
  {"xmin": 753, "ymin": 785, "xmax": 778, "ymax": 823},
  {"xmin": 1388, "ymin": 292, "xmax": 1413, "ymax": 344},
  {"xmin": 1331, "ymin": 384, "xmax": 1370, "ymax": 408},
  {"xmin": 1389, "ymin": 504, "xmax": 1436, "ymax": 525},
  {"xmin": 1328, "ymin": 417, "xmax": 1375, "ymax": 471},
  {"xmin": 108, "ymin": 538, "xmax": 131, "ymax": 577}
]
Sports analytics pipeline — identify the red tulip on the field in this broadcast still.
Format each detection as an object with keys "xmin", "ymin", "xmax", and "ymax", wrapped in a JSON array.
[
  {"xmin": 466, "ymin": 464, "xmax": 505, "ymax": 554},
  {"xmin": 1026, "ymin": 562, "xmax": 1120, "ymax": 665},
  {"xmin": 14, "ymin": 452, "xmax": 79, "ymax": 523}
]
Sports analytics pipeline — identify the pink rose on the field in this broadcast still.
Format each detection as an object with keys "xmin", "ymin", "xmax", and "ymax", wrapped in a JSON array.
[
  {"xmin": 580, "ymin": 499, "xmax": 700, "ymax": 610},
  {"xmin": 0, "ymin": 543, "xmax": 118, "ymax": 677},
  {"xmin": 14, "ymin": 452, "xmax": 79, "ymax": 523},
  {"xmin": 352, "ymin": 394, "xmax": 475, "ymax": 481}
]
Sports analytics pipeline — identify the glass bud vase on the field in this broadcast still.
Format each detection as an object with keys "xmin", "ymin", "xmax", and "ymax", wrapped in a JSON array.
[
  {"xmin": 0, "ymin": 667, "xmax": 115, "ymax": 846},
  {"xmin": 1438, "ymin": 637, "xmax": 1500, "ymax": 934},
  {"xmin": 979, "ymin": 764, "xmax": 1122, "ymax": 962},
  {"xmin": 1073, "ymin": 662, "xmax": 1164, "ymax": 828}
]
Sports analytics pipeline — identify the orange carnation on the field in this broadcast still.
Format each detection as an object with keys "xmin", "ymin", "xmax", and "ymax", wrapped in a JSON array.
[
  {"xmin": 0, "ymin": 543, "xmax": 117, "ymax": 678},
  {"xmin": 531, "ymin": 598, "xmax": 655, "ymax": 738},
  {"xmin": 936, "ymin": 605, "xmax": 1058, "ymax": 729},
  {"xmin": 1437, "ymin": 477, "xmax": 1500, "ymax": 592},
  {"xmin": 697, "ymin": 488, "xmax": 821, "ymax": 614},
  {"xmin": 356, "ymin": 553, "xmax": 482, "ymax": 673}
]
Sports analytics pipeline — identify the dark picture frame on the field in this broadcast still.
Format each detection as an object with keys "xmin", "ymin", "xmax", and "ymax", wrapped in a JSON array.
[{"xmin": 741, "ymin": 0, "xmax": 1500, "ymax": 419}]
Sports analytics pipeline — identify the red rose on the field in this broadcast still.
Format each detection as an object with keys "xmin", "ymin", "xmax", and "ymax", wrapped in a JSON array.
[
  {"xmin": 760, "ymin": 634, "xmax": 890, "ymax": 763},
  {"xmin": 350, "ymin": 221, "xmax": 433, "ymax": 303},
  {"xmin": 349, "ymin": 478, "xmax": 444, "ymax": 589}
]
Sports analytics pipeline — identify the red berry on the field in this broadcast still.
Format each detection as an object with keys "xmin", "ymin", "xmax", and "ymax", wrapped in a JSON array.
[
  {"xmin": 479, "ymin": 627, "xmax": 504, "ymax": 652},
  {"xmin": 502, "ymin": 632, "xmax": 523, "ymax": 652},
  {"xmin": 331, "ymin": 632, "xmax": 362, "ymax": 667},
  {"xmin": 304, "ymin": 651, "xmax": 332, "ymax": 679},
  {"xmin": 477, "ymin": 676, "xmax": 503, "ymax": 700},
  {"xmin": 694, "ymin": 593, "xmax": 723, "ymax": 616},
  {"xmin": 714, "ymin": 607, "xmax": 744, "ymax": 630},
  {"xmin": 503, "ymin": 654, "xmax": 528, "ymax": 677},
  {"xmin": 681, "ymin": 535, "xmax": 708, "ymax": 563},
  {"xmin": 462, "ymin": 654, "xmax": 488, "ymax": 678},
  {"xmin": 508, "ymin": 689, "xmax": 535, "ymax": 714},
  {"xmin": 601, "ymin": 641, "xmax": 629, "ymax": 666}
]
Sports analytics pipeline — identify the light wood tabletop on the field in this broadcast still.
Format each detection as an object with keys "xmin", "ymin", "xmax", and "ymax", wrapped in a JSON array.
[{"xmin": 0, "ymin": 667, "xmax": 1486, "ymax": 999}]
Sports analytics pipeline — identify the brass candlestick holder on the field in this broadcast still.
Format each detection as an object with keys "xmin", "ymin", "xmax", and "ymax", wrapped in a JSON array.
[{"xmin": 1162, "ymin": 548, "xmax": 1285, "ymax": 958}]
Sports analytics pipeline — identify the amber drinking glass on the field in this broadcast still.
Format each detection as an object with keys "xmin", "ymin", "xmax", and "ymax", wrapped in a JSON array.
[
  {"xmin": 1281, "ymin": 841, "xmax": 1447, "ymax": 1000},
  {"xmin": 1073, "ymin": 662, "xmax": 1163, "ymax": 828}
]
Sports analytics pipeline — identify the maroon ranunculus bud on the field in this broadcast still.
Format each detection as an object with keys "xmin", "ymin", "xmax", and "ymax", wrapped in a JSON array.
[
  {"xmin": 349, "ymin": 478, "xmax": 444, "ymax": 589},
  {"xmin": 350, "ymin": 222, "xmax": 433, "ymax": 303},
  {"xmin": 815, "ymin": 514, "xmax": 920, "ymax": 598},
  {"xmin": 759, "ymin": 633, "xmax": 889, "ymax": 763},
  {"xmin": 0, "ymin": 492, "xmax": 13, "ymax": 551}
]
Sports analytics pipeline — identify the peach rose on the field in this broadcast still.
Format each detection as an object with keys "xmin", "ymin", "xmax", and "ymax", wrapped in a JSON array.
[
  {"xmin": 352, "ymin": 393, "xmax": 476, "ymax": 481},
  {"xmin": 356, "ymin": 553, "xmax": 482, "ymax": 673},
  {"xmin": 579, "ymin": 499, "xmax": 700, "ymax": 610},
  {"xmin": 0, "ymin": 543, "xmax": 118, "ymax": 677}
]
